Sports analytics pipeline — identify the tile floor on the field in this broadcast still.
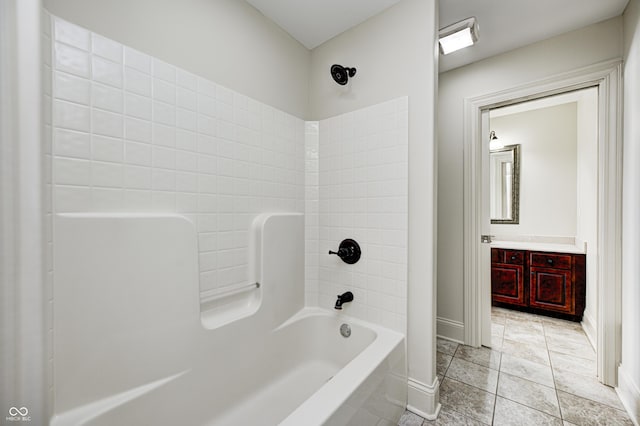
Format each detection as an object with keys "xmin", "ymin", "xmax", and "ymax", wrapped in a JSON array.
[{"xmin": 398, "ymin": 307, "xmax": 633, "ymax": 425}]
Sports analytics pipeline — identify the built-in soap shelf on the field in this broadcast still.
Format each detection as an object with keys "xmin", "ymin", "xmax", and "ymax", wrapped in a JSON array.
[
  {"xmin": 200, "ymin": 282, "xmax": 262, "ymax": 329},
  {"xmin": 199, "ymin": 212, "xmax": 304, "ymax": 330}
]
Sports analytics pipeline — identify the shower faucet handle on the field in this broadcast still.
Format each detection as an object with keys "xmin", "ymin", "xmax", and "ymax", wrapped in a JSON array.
[
  {"xmin": 329, "ymin": 247, "xmax": 350, "ymax": 257},
  {"xmin": 328, "ymin": 239, "xmax": 361, "ymax": 264}
]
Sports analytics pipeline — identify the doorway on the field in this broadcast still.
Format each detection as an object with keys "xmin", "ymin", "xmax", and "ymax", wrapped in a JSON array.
[
  {"xmin": 488, "ymin": 87, "xmax": 598, "ymax": 342},
  {"xmin": 462, "ymin": 60, "xmax": 622, "ymax": 386}
]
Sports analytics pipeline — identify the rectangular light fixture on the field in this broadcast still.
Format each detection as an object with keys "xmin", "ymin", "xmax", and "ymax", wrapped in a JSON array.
[{"xmin": 439, "ymin": 17, "xmax": 479, "ymax": 55}]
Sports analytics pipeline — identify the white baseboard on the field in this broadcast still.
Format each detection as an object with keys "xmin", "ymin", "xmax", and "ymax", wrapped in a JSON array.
[
  {"xmin": 617, "ymin": 364, "xmax": 640, "ymax": 426},
  {"xmin": 581, "ymin": 311, "xmax": 596, "ymax": 350},
  {"xmin": 436, "ymin": 317, "xmax": 464, "ymax": 343},
  {"xmin": 407, "ymin": 377, "xmax": 441, "ymax": 420}
]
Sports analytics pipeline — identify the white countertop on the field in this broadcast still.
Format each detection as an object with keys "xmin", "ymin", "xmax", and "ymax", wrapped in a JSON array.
[{"xmin": 490, "ymin": 240, "xmax": 586, "ymax": 254}]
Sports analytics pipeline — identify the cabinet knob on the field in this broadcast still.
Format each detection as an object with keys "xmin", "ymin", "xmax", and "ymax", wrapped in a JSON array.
[
  {"xmin": 511, "ymin": 256, "xmax": 517, "ymax": 261},
  {"xmin": 547, "ymin": 258, "xmax": 554, "ymax": 265}
]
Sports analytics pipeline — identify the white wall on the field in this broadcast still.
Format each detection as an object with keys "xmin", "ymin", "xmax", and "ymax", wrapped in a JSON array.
[
  {"xmin": 42, "ymin": 0, "xmax": 311, "ymax": 118},
  {"xmin": 620, "ymin": 0, "xmax": 640, "ymax": 422},
  {"xmin": 575, "ymin": 88, "xmax": 599, "ymax": 344},
  {"xmin": 438, "ymin": 18, "xmax": 623, "ymax": 334},
  {"xmin": 308, "ymin": 0, "xmax": 439, "ymax": 416},
  {"xmin": 490, "ymin": 103, "xmax": 578, "ymax": 238}
]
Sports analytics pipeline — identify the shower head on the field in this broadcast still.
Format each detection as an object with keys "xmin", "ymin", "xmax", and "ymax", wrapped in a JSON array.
[{"xmin": 331, "ymin": 64, "xmax": 356, "ymax": 85}]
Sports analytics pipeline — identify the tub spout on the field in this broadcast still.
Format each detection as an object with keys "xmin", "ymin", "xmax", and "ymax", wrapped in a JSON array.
[{"xmin": 335, "ymin": 291, "xmax": 354, "ymax": 310}]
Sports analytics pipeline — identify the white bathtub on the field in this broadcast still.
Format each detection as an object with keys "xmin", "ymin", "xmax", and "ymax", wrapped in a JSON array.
[
  {"xmin": 53, "ymin": 308, "xmax": 406, "ymax": 426},
  {"xmin": 52, "ymin": 214, "xmax": 406, "ymax": 426}
]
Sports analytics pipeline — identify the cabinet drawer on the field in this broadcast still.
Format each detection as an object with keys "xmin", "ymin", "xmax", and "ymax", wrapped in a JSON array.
[
  {"xmin": 491, "ymin": 248, "xmax": 525, "ymax": 265},
  {"xmin": 529, "ymin": 252, "xmax": 572, "ymax": 270},
  {"xmin": 504, "ymin": 250, "xmax": 524, "ymax": 265}
]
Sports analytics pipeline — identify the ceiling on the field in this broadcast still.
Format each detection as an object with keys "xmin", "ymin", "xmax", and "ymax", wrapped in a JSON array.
[
  {"xmin": 439, "ymin": 0, "xmax": 629, "ymax": 72},
  {"xmin": 245, "ymin": 0, "xmax": 402, "ymax": 49},
  {"xmin": 245, "ymin": 0, "xmax": 629, "ymax": 72}
]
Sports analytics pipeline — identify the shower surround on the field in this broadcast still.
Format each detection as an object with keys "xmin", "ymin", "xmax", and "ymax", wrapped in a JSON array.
[
  {"xmin": 44, "ymin": 12, "xmax": 409, "ymax": 423},
  {"xmin": 45, "ymin": 15, "xmax": 305, "ymax": 303}
]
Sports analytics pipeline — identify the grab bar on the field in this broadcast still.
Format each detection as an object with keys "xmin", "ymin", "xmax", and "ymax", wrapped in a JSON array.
[{"xmin": 201, "ymin": 282, "xmax": 260, "ymax": 304}]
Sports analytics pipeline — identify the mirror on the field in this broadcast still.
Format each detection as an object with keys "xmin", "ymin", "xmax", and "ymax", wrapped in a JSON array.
[{"xmin": 490, "ymin": 144, "xmax": 520, "ymax": 224}]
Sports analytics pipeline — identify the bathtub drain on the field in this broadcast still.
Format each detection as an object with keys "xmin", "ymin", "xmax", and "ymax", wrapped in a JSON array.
[{"xmin": 340, "ymin": 323, "xmax": 351, "ymax": 338}]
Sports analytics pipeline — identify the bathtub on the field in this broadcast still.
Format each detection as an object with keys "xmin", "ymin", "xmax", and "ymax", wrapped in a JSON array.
[
  {"xmin": 52, "ymin": 213, "xmax": 406, "ymax": 426},
  {"xmin": 52, "ymin": 308, "xmax": 406, "ymax": 426}
]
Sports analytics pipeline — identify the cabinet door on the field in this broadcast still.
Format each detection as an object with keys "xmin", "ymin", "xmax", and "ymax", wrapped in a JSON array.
[
  {"xmin": 491, "ymin": 264, "xmax": 525, "ymax": 306},
  {"xmin": 529, "ymin": 267, "xmax": 573, "ymax": 314}
]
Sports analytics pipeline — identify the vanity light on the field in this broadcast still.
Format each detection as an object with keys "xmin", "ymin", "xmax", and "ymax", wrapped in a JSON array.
[
  {"xmin": 489, "ymin": 131, "xmax": 504, "ymax": 150},
  {"xmin": 438, "ymin": 17, "xmax": 479, "ymax": 55}
]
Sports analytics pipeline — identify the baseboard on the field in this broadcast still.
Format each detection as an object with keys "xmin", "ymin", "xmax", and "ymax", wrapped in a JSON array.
[
  {"xmin": 436, "ymin": 317, "xmax": 464, "ymax": 343},
  {"xmin": 407, "ymin": 377, "xmax": 441, "ymax": 420},
  {"xmin": 581, "ymin": 311, "xmax": 596, "ymax": 350},
  {"xmin": 617, "ymin": 364, "xmax": 640, "ymax": 426}
]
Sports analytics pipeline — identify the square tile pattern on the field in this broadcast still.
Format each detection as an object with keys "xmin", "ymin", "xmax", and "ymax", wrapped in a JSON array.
[
  {"xmin": 315, "ymin": 99, "xmax": 409, "ymax": 332},
  {"xmin": 46, "ymin": 15, "xmax": 409, "ymax": 336},
  {"xmin": 399, "ymin": 308, "xmax": 633, "ymax": 425},
  {"xmin": 48, "ymin": 16, "xmax": 306, "ymax": 300}
]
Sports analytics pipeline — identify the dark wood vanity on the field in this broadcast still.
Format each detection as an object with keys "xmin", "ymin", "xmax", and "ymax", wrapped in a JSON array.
[{"xmin": 491, "ymin": 248, "xmax": 586, "ymax": 321}]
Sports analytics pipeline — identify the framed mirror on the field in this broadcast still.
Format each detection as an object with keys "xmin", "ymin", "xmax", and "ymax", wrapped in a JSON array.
[{"xmin": 490, "ymin": 144, "xmax": 520, "ymax": 224}]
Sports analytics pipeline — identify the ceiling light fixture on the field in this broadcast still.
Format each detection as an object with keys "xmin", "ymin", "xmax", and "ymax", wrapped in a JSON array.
[
  {"xmin": 489, "ymin": 131, "xmax": 504, "ymax": 150},
  {"xmin": 438, "ymin": 17, "xmax": 479, "ymax": 55}
]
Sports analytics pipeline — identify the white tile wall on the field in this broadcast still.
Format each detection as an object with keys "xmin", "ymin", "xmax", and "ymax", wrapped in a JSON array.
[
  {"xmin": 47, "ymin": 16, "xmax": 305, "ymax": 301},
  {"xmin": 314, "ymin": 98, "xmax": 409, "ymax": 332},
  {"xmin": 305, "ymin": 122, "xmax": 320, "ymax": 306},
  {"xmin": 45, "ymin": 18, "xmax": 408, "ymax": 371}
]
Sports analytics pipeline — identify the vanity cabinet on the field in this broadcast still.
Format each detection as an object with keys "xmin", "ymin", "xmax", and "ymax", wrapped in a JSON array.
[
  {"xmin": 491, "ymin": 248, "xmax": 586, "ymax": 321},
  {"xmin": 491, "ymin": 249, "xmax": 526, "ymax": 307}
]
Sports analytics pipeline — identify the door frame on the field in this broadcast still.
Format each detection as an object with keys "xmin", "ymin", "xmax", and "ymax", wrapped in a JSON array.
[{"xmin": 462, "ymin": 59, "xmax": 622, "ymax": 386}]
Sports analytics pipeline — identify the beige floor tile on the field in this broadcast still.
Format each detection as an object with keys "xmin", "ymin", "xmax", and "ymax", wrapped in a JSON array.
[
  {"xmin": 445, "ymin": 357, "xmax": 499, "ymax": 393},
  {"xmin": 437, "ymin": 338, "xmax": 459, "ymax": 356},
  {"xmin": 500, "ymin": 353, "xmax": 554, "ymax": 387},
  {"xmin": 501, "ymin": 338, "xmax": 550, "ymax": 366},
  {"xmin": 505, "ymin": 317, "xmax": 544, "ymax": 332},
  {"xmin": 437, "ymin": 352, "xmax": 453, "ymax": 378},
  {"xmin": 540, "ymin": 316, "xmax": 583, "ymax": 331},
  {"xmin": 492, "ymin": 323, "xmax": 505, "ymax": 338},
  {"xmin": 491, "ymin": 311, "xmax": 507, "ymax": 325},
  {"xmin": 553, "ymin": 368, "xmax": 625, "ymax": 410},
  {"xmin": 493, "ymin": 397, "xmax": 562, "ymax": 426},
  {"xmin": 455, "ymin": 345, "xmax": 502, "ymax": 370},
  {"xmin": 545, "ymin": 332, "xmax": 592, "ymax": 351},
  {"xmin": 503, "ymin": 323, "xmax": 546, "ymax": 346},
  {"xmin": 544, "ymin": 335, "xmax": 596, "ymax": 361},
  {"xmin": 497, "ymin": 372, "xmax": 560, "ymax": 417},
  {"xmin": 424, "ymin": 406, "xmax": 488, "ymax": 425},
  {"xmin": 542, "ymin": 321, "xmax": 587, "ymax": 338},
  {"xmin": 414, "ymin": 309, "xmax": 631, "ymax": 426},
  {"xmin": 557, "ymin": 391, "xmax": 634, "ymax": 425},
  {"xmin": 398, "ymin": 411, "xmax": 425, "ymax": 426},
  {"xmin": 502, "ymin": 309, "xmax": 541, "ymax": 322},
  {"xmin": 549, "ymin": 350, "xmax": 596, "ymax": 377},
  {"xmin": 491, "ymin": 334, "xmax": 503, "ymax": 351},
  {"xmin": 440, "ymin": 378, "xmax": 496, "ymax": 425}
]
